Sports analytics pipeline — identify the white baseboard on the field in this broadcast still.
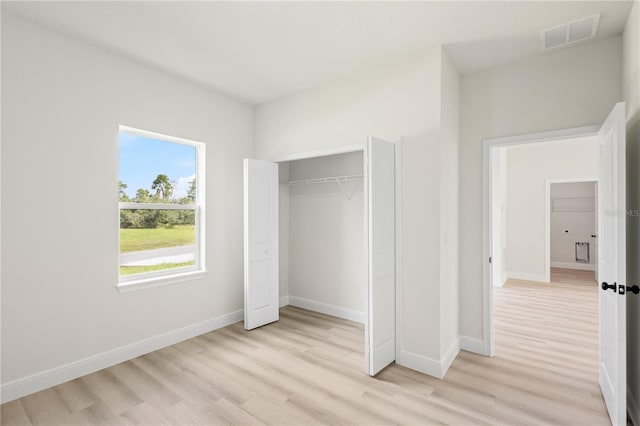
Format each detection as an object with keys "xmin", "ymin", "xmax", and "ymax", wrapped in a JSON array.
[
  {"xmin": 459, "ymin": 335, "xmax": 488, "ymax": 356},
  {"xmin": 505, "ymin": 271, "xmax": 548, "ymax": 283},
  {"xmin": 396, "ymin": 341, "xmax": 459, "ymax": 379},
  {"xmin": 400, "ymin": 350, "xmax": 444, "ymax": 379},
  {"xmin": 550, "ymin": 261, "xmax": 595, "ymax": 271},
  {"xmin": 288, "ymin": 296, "xmax": 364, "ymax": 323},
  {"xmin": 399, "ymin": 338, "xmax": 460, "ymax": 380},
  {"xmin": 279, "ymin": 295, "xmax": 290, "ymax": 307},
  {"xmin": 441, "ymin": 339, "xmax": 460, "ymax": 377},
  {"xmin": 0, "ymin": 309, "xmax": 243, "ymax": 404},
  {"xmin": 629, "ymin": 387, "xmax": 640, "ymax": 426},
  {"xmin": 493, "ymin": 274, "xmax": 507, "ymax": 287}
]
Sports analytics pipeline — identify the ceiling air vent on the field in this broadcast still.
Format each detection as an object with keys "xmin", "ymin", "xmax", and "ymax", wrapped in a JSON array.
[{"xmin": 541, "ymin": 14, "xmax": 600, "ymax": 50}]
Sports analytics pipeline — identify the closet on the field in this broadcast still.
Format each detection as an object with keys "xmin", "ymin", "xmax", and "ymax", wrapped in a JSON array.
[
  {"xmin": 280, "ymin": 151, "xmax": 365, "ymax": 322},
  {"xmin": 244, "ymin": 138, "xmax": 396, "ymax": 376}
]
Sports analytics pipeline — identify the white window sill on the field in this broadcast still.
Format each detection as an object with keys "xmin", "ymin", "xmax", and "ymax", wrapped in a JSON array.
[{"xmin": 117, "ymin": 270, "xmax": 207, "ymax": 293}]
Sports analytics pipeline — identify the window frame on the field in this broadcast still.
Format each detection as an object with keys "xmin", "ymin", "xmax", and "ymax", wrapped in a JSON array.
[{"xmin": 117, "ymin": 125, "xmax": 206, "ymax": 292}]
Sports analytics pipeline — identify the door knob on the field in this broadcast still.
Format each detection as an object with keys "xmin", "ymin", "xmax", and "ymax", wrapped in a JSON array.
[
  {"xmin": 601, "ymin": 282, "xmax": 616, "ymax": 292},
  {"xmin": 627, "ymin": 285, "xmax": 640, "ymax": 295}
]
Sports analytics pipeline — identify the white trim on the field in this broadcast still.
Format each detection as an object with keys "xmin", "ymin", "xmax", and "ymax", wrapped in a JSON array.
[
  {"xmin": 117, "ymin": 270, "xmax": 207, "ymax": 292},
  {"xmin": 363, "ymin": 141, "xmax": 371, "ymax": 373},
  {"xmin": 279, "ymin": 295, "xmax": 290, "ymax": 307},
  {"xmin": 271, "ymin": 143, "xmax": 365, "ymax": 163},
  {"xmin": 441, "ymin": 339, "xmax": 460, "ymax": 377},
  {"xmin": 399, "ymin": 344, "xmax": 456, "ymax": 380},
  {"xmin": 398, "ymin": 339, "xmax": 460, "ymax": 380},
  {"xmin": 288, "ymin": 296, "xmax": 365, "ymax": 324},
  {"xmin": 545, "ymin": 177, "xmax": 597, "ymax": 283},
  {"xmin": 550, "ymin": 261, "xmax": 596, "ymax": 271},
  {"xmin": 505, "ymin": 271, "xmax": 549, "ymax": 283},
  {"xmin": 482, "ymin": 137, "xmax": 495, "ymax": 356},
  {"xmin": 119, "ymin": 202, "xmax": 196, "ymax": 210},
  {"xmin": 459, "ymin": 336, "xmax": 488, "ymax": 355},
  {"xmin": 196, "ymin": 140, "xmax": 206, "ymax": 285},
  {"xmin": 399, "ymin": 351, "xmax": 444, "ymax": 379},
  {"xmin": 628, "ymin": 386, "xmax": 640, "ymax": 426},
  {"xmin": 0, "ymin": 309, "xmax": 243, "ymax": 404},
  {"xmin": 482, "ymin": 125, "xmax": 600, "ymax": 357},
  {"xmin": 119, "ymin": 125, "xmax": 204, "ymax": 148},
  {"xmin": 483, "ymin": 125, "xmax": 600, "ymax": 147},
  {"xmin": 395, "ymin": 139, "xmax": 403, "ymax": 364},
  {"xmin": 493, "ymin": 272, "xmax": 507, "ymax": 288}
]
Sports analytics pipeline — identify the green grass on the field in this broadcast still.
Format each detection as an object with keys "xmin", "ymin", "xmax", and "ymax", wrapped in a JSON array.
[
  {"xmin": 120, "ymin": 226, "xmax": 195, "ymax": 253},
  {"xmin": 120, "ymin": 261, "xmax": 195, "ymax": 276}
]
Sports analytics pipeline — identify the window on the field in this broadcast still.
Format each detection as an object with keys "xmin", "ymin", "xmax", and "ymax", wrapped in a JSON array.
[{"xmin": 118, "ymin": 126, "xmax": 205, "ymax": 290}]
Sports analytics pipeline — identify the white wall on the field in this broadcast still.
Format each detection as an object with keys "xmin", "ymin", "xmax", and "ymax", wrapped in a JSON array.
[
  {"xmin": 1, "ymin": 13, "xmax": 253, "ymax": 387},
  {"xmin": 256, "ymin": 46, "xmax": 461, "ymax": 375},
  {"xmin": 623, "ymin": 0, "xmax": 640, "ymax": 419},
  {"xmin": 504, "ymin": 138, "xmax": 598, "ymax": 281},
  {"xmin": 459, "ymin": 36, "xmax": 622, "ymax": 340},
  {"xmin": 255, "ymin": 47, "xmax": 442, "ymax": 160},
  {"xmin": 550, "ymin": 182, "xmax": 596, "ymax": 269},
  {"xmin": 286, "ymin": 152, "xmax": 365, "ymax": 316}
]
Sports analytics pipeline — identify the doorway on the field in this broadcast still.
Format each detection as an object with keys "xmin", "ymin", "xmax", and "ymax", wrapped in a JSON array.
[
  {"xmin": 482, "ymin": 102, "xmax": 627, "ymax": 426},
  {"xmin": 487, "ymin": 131, "xmax": 607, "ymax": 421},
  {"xmin": 489, "ymin": 137, "xmax": 598, "ymax": 288},
  {"xmin": 547, "ymin": 179, "xmax": 598, "ymax": 284}
]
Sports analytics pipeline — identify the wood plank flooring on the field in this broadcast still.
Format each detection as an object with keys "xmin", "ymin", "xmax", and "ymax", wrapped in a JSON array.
[
  {"xmin": 2, "ymin": 269, "xmax": 610, "ymax": 425},
  {"xmin": 550, "ymin": 267, "xmax": 597, "ymax": 286}
]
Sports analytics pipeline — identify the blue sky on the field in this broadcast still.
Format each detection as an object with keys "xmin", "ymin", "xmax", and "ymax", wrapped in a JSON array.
[{"xmin": 119, "ymin": 132, "xmax": 196, "ymax": 200}]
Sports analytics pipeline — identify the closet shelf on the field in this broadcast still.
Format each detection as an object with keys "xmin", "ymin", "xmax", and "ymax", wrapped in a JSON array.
[
  {"xmin": 285, "ymin": 174, "xmax": 363, "ymax": 186},
  {"xmin": 284, "ymin": 174, "xmax": 363, "ymax": 201}
]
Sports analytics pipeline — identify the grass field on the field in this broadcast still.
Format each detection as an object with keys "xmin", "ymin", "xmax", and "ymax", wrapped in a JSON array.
[
  {"xmin": 120, "ymin": 226, "xmax": 195, "ymax": 252},
  {"xmin": 120, "ymin": 261, "xmax": 195, "ymax": 276}
]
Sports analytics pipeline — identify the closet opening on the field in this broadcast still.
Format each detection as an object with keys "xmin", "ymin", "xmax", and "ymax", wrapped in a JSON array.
[
  {"xmin": 278, "ymin": 151, "xmax": 366, "ymax": 326},
  {"xmin": 244, "ymin": 138, "xmax": 397, "ymax": 376}
]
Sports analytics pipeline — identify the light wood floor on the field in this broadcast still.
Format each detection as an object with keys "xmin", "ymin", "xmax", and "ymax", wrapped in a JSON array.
[
  {"xmin": 550, "ymin": 267, "xmax": 597, "ymax": 286},
  {"xmin": 2, "ymin": 269, "xmax": 610, "ymax": 425}
]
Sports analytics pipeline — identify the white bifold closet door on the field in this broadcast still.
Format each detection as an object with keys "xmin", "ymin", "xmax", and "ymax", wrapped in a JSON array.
[
  {"xmin": 365, "ymin": 137, "xmax": 396, "ymax": 376},
  {"xmin": 243, "ymin": 159, "xmax": 279, "ymax": 330}
]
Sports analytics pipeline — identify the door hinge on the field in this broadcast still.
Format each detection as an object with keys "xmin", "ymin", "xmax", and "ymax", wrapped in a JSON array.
[{"xmin": 489, "ymin": 257, "xmax": 492, "ymax": 264}]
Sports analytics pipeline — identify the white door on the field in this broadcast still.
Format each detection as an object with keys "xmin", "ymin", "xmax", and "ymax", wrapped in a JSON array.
[
  {"xmin": 598, "ymin": 102, "xmax": 626, "ymax": 426},
  {"xmin": 366, "ymin": 137, "xmax": 396, "ymax": 375},
  {"xmin": 244, "ymin": 159, "xmax": 279, "ymax": 330},
  {"xmin": 594, "ymin": 183, "xmax": 599, "ymax": 283}
]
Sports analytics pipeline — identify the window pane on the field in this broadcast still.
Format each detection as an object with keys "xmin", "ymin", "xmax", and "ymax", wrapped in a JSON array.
[
  {"xmin": 119, "ymin": 209, "xmax": 196, "ymax": 276},
  {"xmin": 119, "ymin": 132, "xmax": 197, "ymax": 205}
]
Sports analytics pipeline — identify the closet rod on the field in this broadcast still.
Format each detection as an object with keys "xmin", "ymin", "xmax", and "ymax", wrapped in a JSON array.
[
  {"xmin": 285, "ymin": 174, "xmax": 363, "ymax": 186},
  {"xmin": 285, "ymin": 174, "xmax": 363, "ymax": 200}
]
